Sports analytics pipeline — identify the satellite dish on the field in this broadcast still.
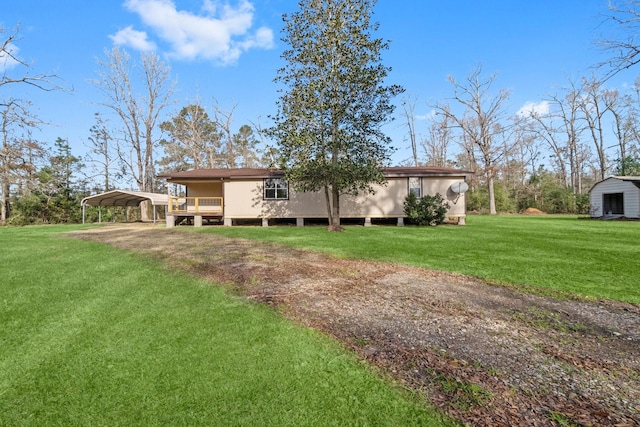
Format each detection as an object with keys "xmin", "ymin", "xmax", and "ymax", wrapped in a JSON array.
[{"xmin": 450, "ymin": 182, "xmax": 469, "ymax": 194}]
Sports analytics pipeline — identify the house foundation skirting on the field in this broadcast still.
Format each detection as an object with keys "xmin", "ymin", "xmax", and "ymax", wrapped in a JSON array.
[
  {"xmin": 166, "ymin": 214, "xmax": 223, "ymax": 227},
  {"xmin": 221, "ymin": 217, "xmax": 421, "ymax": 227},
  {"xmin": 166, "ymin": 215, "xmax": 466, "ymax": 227}
]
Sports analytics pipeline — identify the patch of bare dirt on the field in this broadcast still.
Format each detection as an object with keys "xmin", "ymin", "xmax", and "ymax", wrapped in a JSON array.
[
  {"xmin": 67, "ymin": 224, "xmax": 640, "ymax": 426},
  {"xmin": 520, "ymin": 207, "xmax": 546, "ymax": 215}
]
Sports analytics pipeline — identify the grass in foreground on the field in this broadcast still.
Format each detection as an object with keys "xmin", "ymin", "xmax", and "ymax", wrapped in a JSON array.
[
  {"xmin": 0, "ymin": 225, "xmax": 450, "ymax": 426},
  {"xmin": 196, "ymin": 215, "xmax": 640, "ymax": 304}
]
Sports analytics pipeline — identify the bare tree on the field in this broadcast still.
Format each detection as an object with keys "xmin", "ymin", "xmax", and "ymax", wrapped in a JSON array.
[
  {"xmin": 422, "ymin": 107, "xmax": 453, "ymax": 167},
  {"xmin": 610, "ymin": 93, "xmax": 635, "ymax": 168},
  {"xmin": 524, "ymin": 109, "xmax": 569, "ymax": 187},
  {"xmin": 1, "ymin": 25, "xmax": 63, "ymax": 94},
  {"xmin": 609, "ymin": 77, "xmax": 640, "ymax": 175},
  {"xmin": 0, "ymin": 99, "xmax": 45, "ymax": 221},
  {"xmin": 86, "ymin": 112, "xmax": 118, "ymax": 191},
  {"xmin": 401, "ymin": 94, "xmax": 419, "ymax": 166},
  {"xmin": 1, "ymin": 25, "xmax": 62, "ymax": 222},
  {"xmin": 250, "ymin": 118, "xmax": 279, "ymax": 167},
  {"xmin": 580, "ymin": 77, "xmax": 613, "ymax": 181},
  {"xmin": 511, "ymin": 116, "xmax": 543, "ymax": 204},
  {"xmin": 433, "ymin": 65, "xmax": 511, "ymax": 214},
  {"xmin": 212, "ymin": 100, "xmax": 238, "ymax": 168},
  {"xmin": 598, "ymin": 1, "xmax": 640, "ymax": 79},
  {"xmin": 524, "ymin": 80, "xmax": 588, "ymax": 193},
  {"xmin": 93, "ymin": 47, "xmax": 173, "ymax": 219}
]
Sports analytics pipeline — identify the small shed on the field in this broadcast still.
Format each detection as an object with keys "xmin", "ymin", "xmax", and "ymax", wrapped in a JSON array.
[
  {"xmin": 80, "ymin": 190, "xmax": 169, "ymax": 224},
  {"xmin": 589, "ymin": 176, "xmax": 640, "ymax": 219}
]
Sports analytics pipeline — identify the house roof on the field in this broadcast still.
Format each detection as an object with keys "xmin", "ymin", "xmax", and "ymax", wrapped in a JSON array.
[
  {"xmin": 81, "ymin": 190, "xmax": 168, "ymax": 207},
  {"xmin": 158, "ymin": 166, "xmax": 473, "ymax": 182},
  {"xmin": 382, "ymin": 166, "xmax": 473, "ymax": 177},
  {"xmin": 158, "ymin": 168, "xmax": 284, "ymax": 181}
]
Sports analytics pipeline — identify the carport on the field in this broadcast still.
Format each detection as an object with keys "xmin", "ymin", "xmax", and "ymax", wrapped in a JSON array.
[{"xmin": 81, "ymin": 190, "xmax": 169, "ymax": 224}]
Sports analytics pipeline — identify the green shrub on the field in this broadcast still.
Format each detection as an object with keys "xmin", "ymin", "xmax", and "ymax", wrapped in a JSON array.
[{"xmin": 403, "ymin": 192, "xmax": 450, "ymax": 226}]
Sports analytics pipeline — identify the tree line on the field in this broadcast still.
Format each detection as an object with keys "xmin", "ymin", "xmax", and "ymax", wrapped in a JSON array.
[
  {"xmin": 2, "ymin": 1, "xmax": 640, "ymax": 225},
  {"xmin": 1, "ymin": 34, "xmax": 275, "ymax": 224},
  {"xmin": 404, "ymin": 67, "xmax": 640, "ymax": 215}
]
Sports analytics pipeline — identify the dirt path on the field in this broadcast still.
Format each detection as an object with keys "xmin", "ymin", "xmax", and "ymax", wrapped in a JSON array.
[{"xmin": 67, "ymin": 224, "xmax": 640, "ymax": 426}]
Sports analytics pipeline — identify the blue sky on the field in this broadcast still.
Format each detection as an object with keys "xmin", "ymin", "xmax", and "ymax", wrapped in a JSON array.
[{"xmin": 1, "ymin": 0, "xmax": 632, "ymax": 168}]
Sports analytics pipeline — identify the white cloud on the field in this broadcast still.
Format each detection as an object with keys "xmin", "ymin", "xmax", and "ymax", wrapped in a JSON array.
[
  {"xmin": 201, "ymin": 0, "xmax": 217, "ymax": 14},
  {"xmin": 0, "ymin": 43, "xmax": 21, "ymax": 72},
  {"xmin": 113, "ymin": 0, "xmax": 274, "ymax": 65},
  {"xmin": 415, "ymin": 110, "xmax": 437, "ymax": 121},
  {"xmin": 109, "ymin": 26, "xmax": 157, "ymax": 51},
  {"xmin": 517, "ymin": 100, "xmax": 550, "ymax": 117}
]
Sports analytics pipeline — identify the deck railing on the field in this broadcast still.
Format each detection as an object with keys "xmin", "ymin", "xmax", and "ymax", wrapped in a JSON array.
[{"xmin": 169, "ymin": 197, "xmax": 223, "ymax": 214}]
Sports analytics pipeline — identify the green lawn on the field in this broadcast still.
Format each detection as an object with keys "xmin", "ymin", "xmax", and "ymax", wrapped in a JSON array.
[
  {"xmin": 0, "ymin": 225, "xmax": 450, "ymax": 426},
  {"xmin": 195, "ymin": 215, "xmax": 640, "ymax": 304}
]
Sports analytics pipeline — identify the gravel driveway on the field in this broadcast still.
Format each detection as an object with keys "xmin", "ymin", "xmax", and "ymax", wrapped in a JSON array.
[{"xmin": 68, "ymin": 224, "xmax": 640, "ymax": 426}]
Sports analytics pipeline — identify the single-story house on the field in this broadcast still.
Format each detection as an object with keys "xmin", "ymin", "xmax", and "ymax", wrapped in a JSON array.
[
  {"xmin": 589, "ymin": 176, "xmax": 640, "ymax": 219},
  {"xmin": 158, "ymin": 166, "xmax": 473, "ymax": 227}
]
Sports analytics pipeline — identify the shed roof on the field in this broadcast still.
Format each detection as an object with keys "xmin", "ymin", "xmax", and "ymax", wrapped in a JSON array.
[
  {"xmin": 158, "ymin": 166, "xmax": 473, "ymax": 182},
  {"xmin": 81, "ymin": 190, "xmax": 168, "ymax": 207},
  {"xmin": 589, "ymin": 176, "xmax": 640, "ymax": 193},
  {"xmin": 614, "ymin": 176, "xmax": 640, "ymax": 182}
]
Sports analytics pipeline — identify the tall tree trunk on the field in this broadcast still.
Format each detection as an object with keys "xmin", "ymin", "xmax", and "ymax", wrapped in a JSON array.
[
  {"xmin": 1, "ymin": 181, "xmax": 9, "ymax": 222},
  {"xmin": 324, "ymin": 185, "xmax": 334, "ymax": 227},
  {"xmin": 488, "ymin": 175, "xmax": 496, "ymax": 215},
  {"xmin": 330, "ymin": 185, "xmax": 342, "ymax": 231}
]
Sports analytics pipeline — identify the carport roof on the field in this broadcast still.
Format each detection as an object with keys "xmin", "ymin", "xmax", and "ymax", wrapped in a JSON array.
[{"xmin": 81, "ymin": 190, "xmax": 168, "ymax": 207}]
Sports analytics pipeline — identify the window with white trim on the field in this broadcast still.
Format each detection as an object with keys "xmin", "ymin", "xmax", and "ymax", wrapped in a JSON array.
[
  {"xmin": 408, "ymin": 177, "xmax": 422, "ymax": 197},
  {"xmin": 264, "ymin": 178, "xmax": 289, "ymax": 200}
]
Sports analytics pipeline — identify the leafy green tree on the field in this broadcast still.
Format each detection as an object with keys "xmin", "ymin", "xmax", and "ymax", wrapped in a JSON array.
[
  {"xmin": 616, "ymin": 155, "xmax": 640, "ymax": 175},
  {"xmin": 269, "ymin": 0, "xmax": 403, "ymax": 231},
  {"xmin": 159, "ymin": 103, "xmax": 221, "ymax": 172},
  {"xmin": 9, "ymin": 192, "xmax": 46, "ymax": 225},
  {"xmin": 233, "ymin": 124, "xmax": 261, "ymax": 168},
  {"xmin": 29, "ymin": 138, "xmax": 85, "ymax": 223}
]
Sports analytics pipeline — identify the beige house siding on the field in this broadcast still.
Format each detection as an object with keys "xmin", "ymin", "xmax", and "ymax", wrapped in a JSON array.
[
  {"xmin": 589, "ymin": 177, "xmax": 640, "ymax": 218},
  {"xmin": 160, "ymin": 167, "xmax": 472, "ymax": 226},
  {"xmin": 222, "ymin": 176, "xmax": 466, "ymax": 219},
  {"xmin": 186, "ymin": 181, "xmax": 223, "ymax": 198}
]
